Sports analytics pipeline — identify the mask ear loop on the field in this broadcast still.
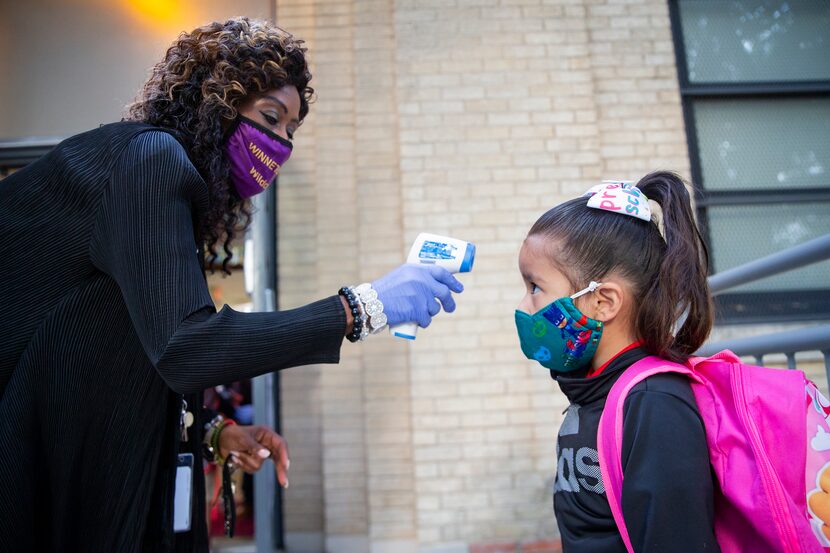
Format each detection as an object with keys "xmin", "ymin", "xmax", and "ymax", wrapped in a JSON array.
[
  {"xmin": 222, "ymin": 113, "xmax": 244, "ymax": 144},
  {"xmin": 570, "ymin": 281, "xmax": 602, "ymax": 300}
]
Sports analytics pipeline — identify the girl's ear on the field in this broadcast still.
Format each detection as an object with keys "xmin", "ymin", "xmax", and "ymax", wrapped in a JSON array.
[{"xmin": 587, "ymin": 281, "xmax": 626, "ymax": 323}]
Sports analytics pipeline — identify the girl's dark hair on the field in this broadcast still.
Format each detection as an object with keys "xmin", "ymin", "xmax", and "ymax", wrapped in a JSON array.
[
  {"xmin": 127, "ymin": 17, "xmax": 313, "ymax": 273},
  {"xmin": 528, "ymin": 171, "xmax": 713, "ymax": 362}
]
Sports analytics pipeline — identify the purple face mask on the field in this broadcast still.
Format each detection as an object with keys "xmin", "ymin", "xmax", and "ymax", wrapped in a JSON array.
[{"xmin": 225, "ymin": 116, "xmax": 293, "ymax": 199}]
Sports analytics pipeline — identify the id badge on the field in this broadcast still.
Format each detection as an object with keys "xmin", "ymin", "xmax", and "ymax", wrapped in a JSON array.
[{"xmin": 173, "ymin": 453, "xmax": 194, "ymax": 533}]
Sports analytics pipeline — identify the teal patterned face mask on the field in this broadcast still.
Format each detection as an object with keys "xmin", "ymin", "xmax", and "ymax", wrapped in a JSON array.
[{"xmin": 514, "ymin": 282, "xmax": 604, "ymax": 372}]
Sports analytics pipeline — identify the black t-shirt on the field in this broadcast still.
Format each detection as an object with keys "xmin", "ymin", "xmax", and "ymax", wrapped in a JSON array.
[{"xmin": 552, "ymin": 347, "xmax": 721, "ymax": 553}]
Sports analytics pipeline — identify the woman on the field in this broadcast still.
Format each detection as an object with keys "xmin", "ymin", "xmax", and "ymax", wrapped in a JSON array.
[{"xmin": 0, "ymin": 17, "xmax": 462, "ymax": 552}]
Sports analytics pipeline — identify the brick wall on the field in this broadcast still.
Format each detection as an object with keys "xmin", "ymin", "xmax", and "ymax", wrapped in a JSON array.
[{"xmin": 275, "ymin": 0, "xmax": 689, "ymax": 551}]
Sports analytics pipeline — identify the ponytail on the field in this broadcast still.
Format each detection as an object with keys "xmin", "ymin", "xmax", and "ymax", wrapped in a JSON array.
[
  {"xmin": 637, "ymin": 171, "xmax": 713, "ymax": 361},
  {"xmin": 527, "ymin": 170, "xmax": 713, "ymax": 362}
]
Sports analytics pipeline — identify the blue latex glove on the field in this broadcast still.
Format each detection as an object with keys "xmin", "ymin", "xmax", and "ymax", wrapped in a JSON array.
[{"xmin": 372, "ymin": 264, "xmax": 465, "ymax": 328}]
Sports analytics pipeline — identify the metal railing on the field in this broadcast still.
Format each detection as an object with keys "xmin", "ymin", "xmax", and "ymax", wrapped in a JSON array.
[{"xmin": 698, "ymin": 234, "xmax": 830, "ymax": 386}]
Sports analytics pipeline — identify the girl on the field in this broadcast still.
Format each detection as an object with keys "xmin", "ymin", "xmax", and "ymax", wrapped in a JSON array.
[{"xmin": 515, "ymin": 171, "xmax": 719, "ymax": 552}]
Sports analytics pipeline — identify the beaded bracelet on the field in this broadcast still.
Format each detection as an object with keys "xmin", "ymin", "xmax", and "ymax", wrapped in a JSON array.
[{"xmin": 338, "ymin": 286, "xmax": 365, "ymax": 343}]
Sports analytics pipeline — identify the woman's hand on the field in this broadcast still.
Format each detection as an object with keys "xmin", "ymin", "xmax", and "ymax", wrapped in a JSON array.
[
  {"xmin": 218, "ymin": 424, "xmax": 290, "ymax": 488},
  {"xmin": 372, "ymin": 264, "xmax": 464, "ymax": 328}
]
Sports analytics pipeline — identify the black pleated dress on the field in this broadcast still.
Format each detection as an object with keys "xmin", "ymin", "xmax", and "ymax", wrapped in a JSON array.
[{"xmin": 0, "ymin": 122, "xmax": 345, "ymax": 552}]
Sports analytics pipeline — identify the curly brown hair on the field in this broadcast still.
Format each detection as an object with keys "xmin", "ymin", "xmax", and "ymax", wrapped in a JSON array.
[{"xmin": 127, "ymin": 17, "xmax": 314, "ymax": 273}]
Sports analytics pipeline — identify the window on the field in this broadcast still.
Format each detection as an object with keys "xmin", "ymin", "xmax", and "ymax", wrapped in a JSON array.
[{"xmin": 668, "ymin": 0, "xmax": 830, "ymax": 323}]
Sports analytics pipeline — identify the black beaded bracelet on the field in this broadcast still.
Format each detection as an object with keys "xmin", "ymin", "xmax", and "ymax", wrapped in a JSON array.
[{"xmin": 338, "ymin": 286, "xmax": 364, "ymax": 343}]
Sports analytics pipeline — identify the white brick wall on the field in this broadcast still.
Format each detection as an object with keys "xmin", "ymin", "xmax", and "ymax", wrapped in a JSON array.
[{"xmin": 275, "ymin": 0, "xmax": 690, "ymax": 550}]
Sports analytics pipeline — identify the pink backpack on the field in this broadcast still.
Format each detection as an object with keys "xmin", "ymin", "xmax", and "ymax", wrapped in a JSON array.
[{"xmin": 597, "ymin": 350, "xmax": 830, "ymax": 553}]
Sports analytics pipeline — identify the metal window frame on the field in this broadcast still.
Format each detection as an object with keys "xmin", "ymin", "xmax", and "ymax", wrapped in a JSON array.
[
  {"xmin": 0, "ymin": 138, "xmax": 61, "ymax": 170},
  {"xmin": 667, "ymin": 0, "xmax": 830, "ymax": 324}
]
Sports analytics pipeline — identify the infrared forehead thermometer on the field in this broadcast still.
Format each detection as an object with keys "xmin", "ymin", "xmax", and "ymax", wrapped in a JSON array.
[{"xmin": 391, "ymin": 233, "xmax": 476, "ymax": 340}]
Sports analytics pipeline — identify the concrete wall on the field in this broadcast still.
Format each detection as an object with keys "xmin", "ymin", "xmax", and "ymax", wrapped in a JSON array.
[{"xmin": 0, "ymin": 0, "xmax": 272, "ymax": 140}]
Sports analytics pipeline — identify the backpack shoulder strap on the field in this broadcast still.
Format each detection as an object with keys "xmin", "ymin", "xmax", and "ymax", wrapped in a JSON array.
[{"xmin": 596, "ymin": 356, "xmax": 702, "ymax": 553}]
